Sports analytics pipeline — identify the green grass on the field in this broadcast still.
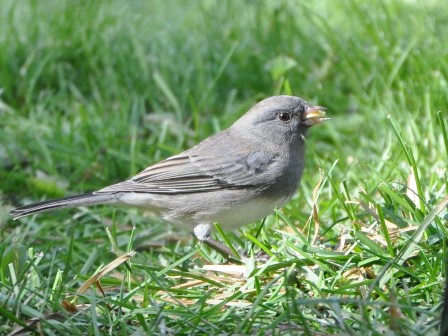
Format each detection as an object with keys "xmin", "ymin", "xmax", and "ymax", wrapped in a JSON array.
[{"xmin": 1, "ymin": 0, "xmax": 447, "ymax": 334}]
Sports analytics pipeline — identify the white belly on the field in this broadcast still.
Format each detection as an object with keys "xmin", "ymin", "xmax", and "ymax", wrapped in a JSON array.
[{"xmin": 118, "ymin": 192, "xmax": 291, "ymax": 232}]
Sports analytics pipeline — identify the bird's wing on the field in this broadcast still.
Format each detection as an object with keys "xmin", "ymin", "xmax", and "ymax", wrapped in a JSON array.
[{"xmin": 95, "ymin": 151, "xmax": 276, "ymax": 194}]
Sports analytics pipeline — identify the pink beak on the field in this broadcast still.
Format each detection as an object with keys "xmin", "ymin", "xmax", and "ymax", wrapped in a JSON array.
[{"xmin": 302, "ymin": 106, "xmax": 330, "ymax": 126}]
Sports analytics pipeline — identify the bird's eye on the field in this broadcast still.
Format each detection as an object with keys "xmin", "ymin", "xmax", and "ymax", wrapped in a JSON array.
[{"xmin": 278, "ymin": 112, "xmax": 291, "ymax": 122}]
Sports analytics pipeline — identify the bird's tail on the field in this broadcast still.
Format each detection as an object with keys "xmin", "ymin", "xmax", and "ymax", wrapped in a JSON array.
[{"xmin": 9, "ymin": 193, "xmax": 120, "ymax": 219}]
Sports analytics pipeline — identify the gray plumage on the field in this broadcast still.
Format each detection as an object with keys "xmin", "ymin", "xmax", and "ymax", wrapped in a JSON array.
[{"xmin": 10, "ymin": 95, "xmax": 328, "ymax": 256}]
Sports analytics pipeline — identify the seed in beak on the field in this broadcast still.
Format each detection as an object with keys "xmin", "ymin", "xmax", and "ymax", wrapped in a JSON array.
[{"xmin": 302, "ymin": 106, "xmax": 330, "ymax": 126}]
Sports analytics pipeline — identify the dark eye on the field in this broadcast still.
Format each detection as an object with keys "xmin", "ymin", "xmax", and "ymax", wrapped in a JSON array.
[{"xmin": 278, "ymin": 112, "xmax": 291, "ymax": 122}]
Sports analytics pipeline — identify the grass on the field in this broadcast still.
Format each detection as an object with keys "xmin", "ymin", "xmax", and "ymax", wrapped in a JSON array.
[{"xmin": 0, "ymin": 0, "xmax": 447, "ymax": 334}]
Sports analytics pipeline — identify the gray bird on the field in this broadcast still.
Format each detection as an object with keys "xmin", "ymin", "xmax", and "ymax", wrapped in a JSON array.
[{"xmin": 10, "ymin": 95, "xmax": 328, "ymax": 257}]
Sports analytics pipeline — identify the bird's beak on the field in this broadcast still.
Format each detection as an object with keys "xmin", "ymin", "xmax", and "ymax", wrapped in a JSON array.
[{"xmin": 302, "ymin": 106, "xmax": 330, "ymax": 126}]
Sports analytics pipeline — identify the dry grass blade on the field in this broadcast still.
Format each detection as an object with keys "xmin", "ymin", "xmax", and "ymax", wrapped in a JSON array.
[
  {"xmin": 61, "ymin": 251, "xmax": 137, "ymax": 313},
  {"xmin": 406, "ymin": 169, "xmax": 420, "ymax": 207},
  {"xmin": 77, "ymin": 251, "xmax": 136, "ymax": 294},
  {"xmin": 201, "ymin": 264, "xmax": 247, "ymax": 277}
]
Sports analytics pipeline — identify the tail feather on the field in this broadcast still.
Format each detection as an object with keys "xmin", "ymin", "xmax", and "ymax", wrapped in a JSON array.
[{"xmin": 9, "ymin": 193, "xmax": 119, "ymax": 219}]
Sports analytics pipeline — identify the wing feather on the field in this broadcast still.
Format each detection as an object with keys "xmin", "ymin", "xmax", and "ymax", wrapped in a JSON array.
[{"xmin": 96, "ymin": 146, "xmax": 276, "ymax": 194}]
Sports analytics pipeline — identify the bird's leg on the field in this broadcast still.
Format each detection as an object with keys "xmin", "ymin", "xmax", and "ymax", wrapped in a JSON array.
[
  {"xmin": 193, "ymin": 224, "xmax": 241, "ymax": 262},
  {"xmin": 203, "ymin": 236, "xmax": 238, "ymax": 259}
]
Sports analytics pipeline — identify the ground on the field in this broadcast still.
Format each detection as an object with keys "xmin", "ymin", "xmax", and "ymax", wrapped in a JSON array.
[{"xmin": 0, "ymin": 1, "xmax": 447, "ymax": 335}]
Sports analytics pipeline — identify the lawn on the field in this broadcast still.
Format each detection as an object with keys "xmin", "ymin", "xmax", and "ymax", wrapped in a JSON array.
[{"xmin": 0, "ymin": 0, "xmax": 447, "ymax": 335}]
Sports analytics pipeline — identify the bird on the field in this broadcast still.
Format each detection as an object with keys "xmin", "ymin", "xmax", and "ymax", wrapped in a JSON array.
[{"xmin": 10, "ymin": 95, "xmax": 329, "ymax": 257}]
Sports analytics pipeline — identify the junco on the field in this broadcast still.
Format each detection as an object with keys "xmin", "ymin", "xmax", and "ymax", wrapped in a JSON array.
[{"xmin": 10, "ymin": 95, "xmax": 328, "ymax": 257}]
